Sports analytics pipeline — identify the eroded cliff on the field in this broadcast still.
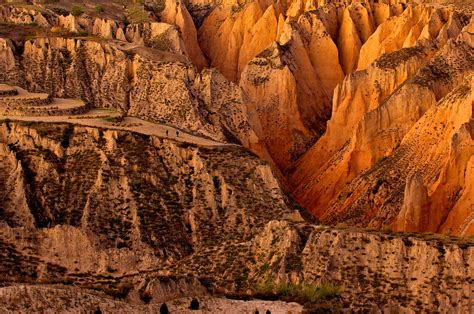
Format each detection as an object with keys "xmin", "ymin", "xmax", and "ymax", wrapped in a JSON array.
[
  {"xmin": 290, "ymin": 9, "xmax": 473, "ymax": 235},
  {"xmin": 0, "ymin": 1, "xmax": 473, "ymax": 310},
  {"xmin": 0, "ymin": 121, "xmax": 472, "ymax": 312}
]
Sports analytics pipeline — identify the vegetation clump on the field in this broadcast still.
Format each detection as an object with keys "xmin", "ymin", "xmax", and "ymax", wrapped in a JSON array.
[
  {"xmin": 144, "ymin": 0, "xmax": 166, "ymax": 14},
  {"xmin": 375, "ymin": 46, "xmax": 423, "ymax": 69},
  {"xmin": 151, "ymin": 33, "xmax": 172, "ymax": 52},
  {"xmin": 159, "ymin": 303, "xmax": 169, "ymax": 314},
  {"xmin": 126, "ymin": 4, "xmax": 152, "ymax": 24},
  {"xmin": 60, "ymin": 124, "xmax": 74, "ymax": 148},
  {"xmin": 189, "ymin": 298, "xmax": 199, "ymax": 310},
  {"xmin": 94, "ymin": 5, "xmax": 105, "ymax": 14},
  {"xmin": 254, "ymin": 281, "xmax": 342, "ymax": 304},
  {"xmin": 71, "ymin": 5, "xmax": 84, "ymax": 17}
]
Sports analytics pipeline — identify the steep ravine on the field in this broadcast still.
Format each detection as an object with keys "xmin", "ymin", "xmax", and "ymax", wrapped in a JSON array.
[{"xmin": 289, "ymin": 12, "xmax": 474, "ymax": 235}]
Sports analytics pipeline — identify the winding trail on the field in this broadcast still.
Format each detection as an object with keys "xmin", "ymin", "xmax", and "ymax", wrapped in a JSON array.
[
  {"xmin": 3, "ymin": 109, "xmax": 230, "ymax": 147},
  {"xmin": 0, "ymin": 83, "xmax": 231, "ymax": 147}
]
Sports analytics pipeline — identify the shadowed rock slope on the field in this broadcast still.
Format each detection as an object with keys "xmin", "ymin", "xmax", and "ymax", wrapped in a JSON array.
[{"xmin": 0, "ymin": 121, "xmax": 473, "ymax": 311}]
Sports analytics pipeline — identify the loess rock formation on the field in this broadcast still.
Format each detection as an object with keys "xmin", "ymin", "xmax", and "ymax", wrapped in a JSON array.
[
  {"xmin": 0, "ymin": 0, "xmax": 473, "ymax": 310},
  {"xmin": 289, "ymin": 8, "xmax": 473, "ymax": 236},
  {"xmin": 0, "ymin": 121, "xmax": 472, "ymax": 312},
  {"xmin": 0, "ymin": 0, "xmax": 472, "ymax": 233}
]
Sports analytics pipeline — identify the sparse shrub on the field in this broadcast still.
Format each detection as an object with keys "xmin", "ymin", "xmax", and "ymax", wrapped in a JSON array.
[
  {"xmin": 151, "ymin": 34, "xmax": 172, "ymax": 52},
  {"xmin": 106, "ymin": 265, "xmax": 116, "ymax": 273},
  {"xmin": 253, "ymin": 75, "xmax": 269, "ymax": 86},
  {"xmin": 371, "ymin": 178, "xmax": 385, "ymax": 194},
  {"xmin": 436, "ymin": 242, "xmax": 446, "ymax": 256},
  {"xmin": 51, "ymin": 7, "xmax": 69, "ymax": 16},
  {"xmin": 126, "ymin": 3, "xmax": 152, "ymax": 24},
  {"xmin": 402, "ymin": 238, "xmax": 414, "ymax": 247},
  {"xmin": 60, "ymin": 124, "xmax": 74, "ymax": 148},
  {"xmin": 3, "ymin": 118, "xmax": 11, "ymax": 131},
  {"xmin": 189, "ymin": 298, "xmax": 199, "ymax": 310},
  {"xmin": 108, "ymin": 283, "xmax": 133, "ymax": 299},
  {"xmin": 94, "ymin": 4, "xmax": 105, "ymax": 13},
  {"xmin": 160, "ymin": 303, "xmax": 169, "ymax": 314},
  {"xmin": 144, "ymin": 0, "xmax": 165, "ymax": 14},
  {"xmin": 255, "ymin": 281, "xmax": 342, "ymax": 304},
  {"xmin": 377, "ymin": 156, "xmax": 388, "ymax": 164},
  {"xmin": 313, "ymin": 282, "xmax": 343, "ymax": 300},
  {"xmin": 260, "ymin": 262, "xmax": 270, "ymax": 272},
  {"xmin": 141, "ymin": 291, "xmax": 153, "ymax": 304},
  {"xmin": 335, "ymin": 222, "xmax": 348, "ymax": 229},
  {"xmin": 71, "ymin": 5, "xmax": 84, "ymax": 17}
]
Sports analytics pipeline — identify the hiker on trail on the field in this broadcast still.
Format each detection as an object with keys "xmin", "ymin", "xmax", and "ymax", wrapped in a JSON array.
[
  {"xmin": 176, "ymin": 130, "xmax": 179, "ymax": 137},
  {"xmin": 166, "ymin": 130, "xmax": 168, "ymax": 137}
]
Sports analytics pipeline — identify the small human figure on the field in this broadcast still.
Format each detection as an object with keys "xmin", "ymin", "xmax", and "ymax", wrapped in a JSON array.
[
  {"xmin": 176, "ymin": 130, "xmax": 179, "ymax": 137},
  {"xmin": 166, "ymin": 130, "xmax": 169, "ymax": 137}
]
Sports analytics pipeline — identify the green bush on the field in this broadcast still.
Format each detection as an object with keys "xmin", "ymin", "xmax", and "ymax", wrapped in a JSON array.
[
  {"xmin": 94, "ymin": 4, "xmax": 105, "ymax": 13},
  {"xmin": 71, "ymin": 5, "xmax": 84, "ymax": 17},
  {"xmin": 255, "ymin": 281, "xmax": 342, "ymax": 304}
]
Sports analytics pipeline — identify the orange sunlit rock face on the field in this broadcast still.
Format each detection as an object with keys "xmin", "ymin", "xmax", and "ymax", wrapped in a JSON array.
[
  {"xmin": 289, "ymin": 8, "xmax": 473, "ymax": 236},
  {"xmin": 0, "ymin": 0, "xmax": 473, "ymax": 311}
]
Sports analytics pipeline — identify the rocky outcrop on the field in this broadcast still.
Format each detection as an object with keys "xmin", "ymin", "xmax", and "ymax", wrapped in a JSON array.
[
  {"xmin": 394, "ymin": 172, "xmax": 431, "ymax": 232},
  {"xmin": 128, "ymin": 54, "xmax": 209, "ymax": 135},
  {"xmin": 92, "ymin": 18, "xmax": 122, "ymax": 40},
  {"xmin": 0, "ymin": 121, "xmax": 472, "ymax": 312},
  {"xmin": 0, "ymin": 5, "xmax": 55, "ymax": 27},
  {"xmin": 240, "ymin": 43, "xmax": 315, "ymax": 170},
  {"xmin": 317, "ymin": 76, "xmax": 473, "ymax": 235},
  {"xmin": 197, "ymin": 0, "xmax": 407, "ymax": 170},
  {"xmin": 0, "ymin": 121, "xmax": 298, "ymax": 283},
  {"xmin": 338, "ymin": 7, "xmax": 363, "ymax": 75},
  {"xmin": 290, "ymin": 13, "xmax": 473, "ymax": 235},
  {"xmin": 193, "ymin": 68, "xmax": 258, "ymax": 146},
  {"xmin": 159, "ymin": 0, "xmax": 208, "ymax": 70},
  {"xmin": 300, "ymin": 226, "xmax": 474, "ymax": 310},
  {"xmin": 125, "ymin": 22, "xmax": 188, "ymax": 55},
  {"xmin": 20, "ymin": 37, "xmax": 130, "ymax": 111},
  {"xmin": 290, "ymin": 44, "xmax": 436, "ymax": 215},
  {"xmin": 2, "ymin": 34, "xmax": 260, "ymax": 145},
  {"xmin": 357, "ymin": 4, "xmax": 470, "ymax": 70},
  {"xmin": 0, "ymin": 3, "xmax": 206, "ymax": 70},
  {"xmin": 198, "ymin": 0, "xmax": 407, "ymax": 83},
  {"xmin": 128, "ymin": 52, "xmax": 255, "ymax": 142},
  {"xmin": 0, "ymin": 38, "xmax": 17, "ymax": 84}
]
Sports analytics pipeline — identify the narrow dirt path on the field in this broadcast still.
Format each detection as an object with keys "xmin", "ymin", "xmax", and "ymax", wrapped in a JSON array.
[{"xmin": 3, "ymin": 109, "xmax": 230, "ymax": 147}]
